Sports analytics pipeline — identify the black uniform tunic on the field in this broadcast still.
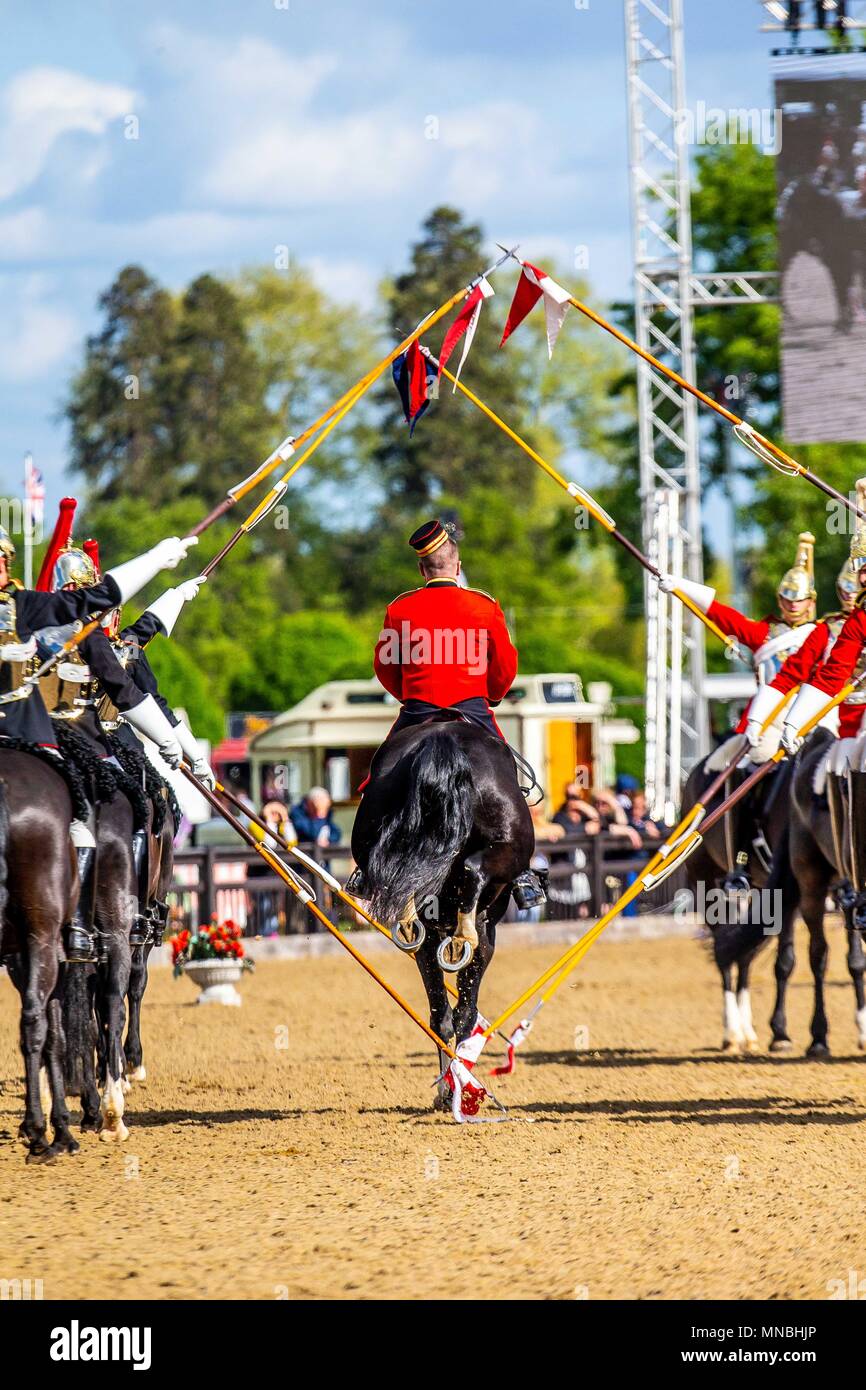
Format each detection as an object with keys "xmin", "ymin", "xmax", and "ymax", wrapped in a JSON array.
[{"xmin": 0, "ymin": 577, "xmax": 122, "ymax": 747}]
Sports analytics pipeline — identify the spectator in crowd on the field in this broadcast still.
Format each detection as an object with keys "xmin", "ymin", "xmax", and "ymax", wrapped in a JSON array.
[
  {"xmin": 590, "ymin": 787, "xmax": 643, "ymax": 851},
  {"xmin": 261, "ymin": 796, "xmax": 294, "ymax": 846},
  {"xmin": 552, "ymin": 782, "xmax": 603, "ymax": 837},
  {"xmin": 290, "ymin": 786, "xmax": 342, "ymax": 847},
  {"xmin": 512, "ymin": 801, "xmax": 566, "ymax": 922},
  {"xmin": 628, "ymin": 789, "xmax": 662, "ymax": 840}
]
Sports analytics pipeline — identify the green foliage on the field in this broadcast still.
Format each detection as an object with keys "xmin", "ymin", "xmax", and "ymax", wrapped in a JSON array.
[
  {"xmin": 146, "ymin": 641, "xmax": 224, "ymax": 746},
  {"xmin": 229, "ymin": 611, "xmax": 375, "ymax": 711}
]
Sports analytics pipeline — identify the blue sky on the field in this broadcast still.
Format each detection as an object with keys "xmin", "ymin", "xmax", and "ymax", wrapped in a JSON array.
[{"xmin": 0, "ymin": 0, "xmax": 780, "ymax": 510}]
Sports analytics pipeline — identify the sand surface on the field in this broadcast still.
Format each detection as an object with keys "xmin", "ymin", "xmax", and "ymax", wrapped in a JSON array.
[{"xmin": 2, "ymin": 925, "xmax": 866, "ymax": 1300}]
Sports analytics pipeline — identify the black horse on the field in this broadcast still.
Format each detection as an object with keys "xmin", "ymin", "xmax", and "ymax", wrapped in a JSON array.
[
  {"xmin": 124, "ymin": 799, "xmax": 175, "ymax": 1085},
  {"xmin": 0, "ymin": 749, "xmax": 80, "ymax": 1161},
  {"xmin": 785, "ymin": 728, "xmax": 866, "ymax": 1056},
  {"xmin": 681, "ymin": 750, "xmax": 799, "ymax": 1053},
  {"xmin": 351, "ymin": 716, "xmax": 533, "ymax": 1101}
]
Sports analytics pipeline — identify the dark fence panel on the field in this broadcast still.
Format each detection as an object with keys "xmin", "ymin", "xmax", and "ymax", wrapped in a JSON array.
[{"xmin": 167, "ymin": 833, "xmax": 690, "ymax": 937}]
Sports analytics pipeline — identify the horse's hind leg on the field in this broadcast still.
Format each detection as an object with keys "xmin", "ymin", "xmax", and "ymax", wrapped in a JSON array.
[
  {"xmin": 44, "ymin": 995, "xmax": 78, "ymax": 1155},
  {"xmin": 124, "ymin": 941, "xmax": 153, "ymax": 1082},
  {"xmin": 8, "ymin": 938, "xmax": 58, "ymax": 1162},
  {"xmin": 845, "ymin": 917, "xmax": 866, "ymax": 1049},
  {"xmin": 769, "ymin": 908, "xmax": 796, "ymax": 1053},
  {"xmin": 413, "ymin": 930, "xmax": 455, "ymax": 1110},
  {"xmin": 97, "ymin": 934, "xmax": 132, "ymax": 1142}
]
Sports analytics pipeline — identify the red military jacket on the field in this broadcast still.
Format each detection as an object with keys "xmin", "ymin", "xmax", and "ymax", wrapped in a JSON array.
[
  {"xmin": 807, "ymin": 605, "xmax": 866, "ymax": 697},
  {"xmin": 373, "ymin": 577, "xmax": 518, "ymax": 708},
  {"xmin": 706, "ymin": 599, "xmax": 774, "ymax": 651},
  {"xmin": 767, "ymin": 620, "xmax": 830, "ymax": 695}
]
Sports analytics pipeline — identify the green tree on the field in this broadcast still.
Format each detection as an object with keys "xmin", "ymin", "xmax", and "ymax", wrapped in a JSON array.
[{"xmin": 230, "ymin": 611, "xmax": 375, "ymax": 711}]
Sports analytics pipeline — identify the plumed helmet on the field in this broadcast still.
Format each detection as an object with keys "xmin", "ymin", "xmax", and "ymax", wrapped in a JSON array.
[
  {"xmin": 0, "ymin": 524, "xmax": 15, "ymax": 565},
  {"xmin": 777, "ymin": 531, "xmax": 816, "ymax": 623},
  {"xmin": 53, "ymin": 546, "xmax": 98, "ymax": 591}
]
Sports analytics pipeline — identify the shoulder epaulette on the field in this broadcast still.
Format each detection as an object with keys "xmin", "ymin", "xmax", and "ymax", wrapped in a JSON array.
[
  {"xmin": 819, "ymin": 610, "xmax": 845, "ymax": 623},
  {"xmin": 388, "ymin": 587, "xmax": 423, "ymax": 604},
  {"xmin": 465, "ymin": 586, "xmax": 496, "ymax": 603}
]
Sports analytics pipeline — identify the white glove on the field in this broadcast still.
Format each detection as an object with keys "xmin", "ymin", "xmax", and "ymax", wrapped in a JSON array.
[
  {"xmin": 144, "ymin": 575, "xmax": 206, "ymax": 638},
  {"xmin": 123, "ymin": 694, "xmax": 183, "ymax": 768},
  {"xmin": 744, "ymin": 683, "xmax": 783, "ymax": 748},
  {"xmin": 657, "ymin": 574, "xmax": 716, "ymax": 613},
  {"xmin": 192, "ymin": 756, "xmax": 216, "ymax": 791},
  {"xmin": 781, "ymin": 683, "xmax": 830, "ymax": 756},
  {"xmin": 174, "ymin": 718, "xmax": 214, "ymax": 787},
  {"xmin": 107, "ymin": 536, "xmax": 199, "ymax": 604},
  {"xmin": 0, "ymin": 636, "xmax": 36, "ymax": 662}
]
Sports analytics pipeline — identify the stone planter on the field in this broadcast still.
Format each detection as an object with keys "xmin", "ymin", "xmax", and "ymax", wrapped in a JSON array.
[{"xmin": 183, "ymin": 957, "xmax": 245, "ymax": 1006}]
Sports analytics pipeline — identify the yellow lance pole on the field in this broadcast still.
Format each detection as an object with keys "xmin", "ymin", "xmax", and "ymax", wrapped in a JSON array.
[
  {"xmin": 483, "ymin": 674, "xmax": 861, "ymax": 1042},
  {"xmin": 416, "ymin": 342, "xmax": 743, "ymax": 659},
  {"xmin": 190, "ymin": 246, "xmax": 518, "ymax": 541},
  {"xmin": 179, "ymin": 767, "xmax": 458, "ymax": 1060},
  {"xmin": 494, "ymin": 248, "xmax": 866, "ymax": 524}
]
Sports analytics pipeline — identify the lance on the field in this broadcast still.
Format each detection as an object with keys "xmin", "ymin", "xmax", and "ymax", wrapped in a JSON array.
[
  {"xmin": 482, "ymin": 687, "xmax": 795, "ymax": 1062},
  {"xmin": 191, "ymin": 246, "xmax": 519, "ymax": 550},
  {"xmin": 412, "ymin": 340, "xmax": 744, "ymax": 661},
  {"xmin": 178, "ymin": 765, "xmax": 459, "ymax": 1060},
  {"xmin": 497, "ymin": 248, "xmax": 866, "ymax": 525},
  {"xmin": 0, "ymin": 607, "xmax": 116, "ymax": 709}
]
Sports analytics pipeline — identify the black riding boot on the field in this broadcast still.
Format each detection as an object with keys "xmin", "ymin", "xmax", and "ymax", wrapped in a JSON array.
[
  {"xmin": 512, "ymin": 869, "xmax": 548, "ymax": 910},
  {"xmin": 130, "ymin": 828, "xmax": 150, "ymax": 947},
  {"xmin": 827, "ymin": 772, "xmax": 850, "ymax": 882},
  {"xmin": 149, "ymin": 898, "xmax": 169, "ymax": 947},
  {"xmin": 66, "ymin": 846, "xmax": 97, "ymax": 964}
]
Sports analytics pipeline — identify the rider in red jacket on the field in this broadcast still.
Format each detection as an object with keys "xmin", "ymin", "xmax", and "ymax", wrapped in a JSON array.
[{"xmin": 352, "ymin": 519, "xmax": 541, "ymax": 909}]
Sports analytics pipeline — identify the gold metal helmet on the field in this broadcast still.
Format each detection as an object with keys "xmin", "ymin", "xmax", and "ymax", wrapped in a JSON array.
[
  {"xmin": 0, "ymin": 524, "xmax": 15, "ymax": 565},
  {"xmin": 53, "ymin": 546, "xmax": 98, "ymax": 591},
  {"xmin": 777, "ymin": 531, "xmax": 817, "ymax": 623}
]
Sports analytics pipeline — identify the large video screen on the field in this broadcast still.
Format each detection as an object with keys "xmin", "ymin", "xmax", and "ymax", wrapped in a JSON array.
[{"xmin": 776, "ymin": 54, "xmax": 866, "ymax": 442}]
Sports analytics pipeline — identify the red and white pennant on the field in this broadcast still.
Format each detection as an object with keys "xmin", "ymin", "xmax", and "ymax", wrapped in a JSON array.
[{"xmin": 500, "ymin": 260, "xmax": 571, "ymax": 358}]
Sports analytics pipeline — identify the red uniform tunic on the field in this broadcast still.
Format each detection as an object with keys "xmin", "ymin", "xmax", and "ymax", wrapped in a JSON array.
[
  {"xmin": 373, "ymin": 578, "xmax": 518, "ymax": 711},
  {"xmin": 706, "ymin": 601, "xmax": 810, "ymax": 732},
  {"xmin": 803, "ymin": 606, "xmax": 866, "ymax": 739}
]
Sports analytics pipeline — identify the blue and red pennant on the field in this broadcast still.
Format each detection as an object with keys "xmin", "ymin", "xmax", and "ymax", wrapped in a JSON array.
[{"xmin": 392, "ymin": 339, "xmax": 438, "ymax": 435}]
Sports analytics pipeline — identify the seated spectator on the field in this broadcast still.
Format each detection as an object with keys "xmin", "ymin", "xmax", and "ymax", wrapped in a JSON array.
[
  {"xmin": 290, "ymin": 786, "xmax": 341, "ymax": 848},
  {"xmin": 261, "ymin": 797, "xmax": 294, "ymax": 847},
  {"xmin": 628, "ymin": 789, "xmax": 662, "ymax": 840},
  {"xmin": 591, "ymin": 787, "xmax": 642, "ymax": 851},
  {"xmin": 553, "ymin": 783, "xmax": 603, "ymax": 836}
]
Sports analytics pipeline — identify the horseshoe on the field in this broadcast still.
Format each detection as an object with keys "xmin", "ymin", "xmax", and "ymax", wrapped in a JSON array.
[
  {"xmin": 390, "ymin": 919, "xmax": 425, "ymax": 953},
  {"xmin": 437, "ymin": 937, "xmax": 473, "ymax": 973}
]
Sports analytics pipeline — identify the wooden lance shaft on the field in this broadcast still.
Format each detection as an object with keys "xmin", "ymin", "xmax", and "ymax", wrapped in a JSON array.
[
  {"xmin": 418, "ymin": 343, "xmax": 743, "ymax": 660},
  {"xmin": 191, "ymin": 246, "xmax": 518, "ymax": 543},
  {"xmin": 214, "ymin": 777, "xmax": 460, "ymax": 1003},
  {"xmin": 179, "ymin": 766, "xmax": 457, "ymax": 1059},
  {"xmin": 557, "ymin": 285, "xmax": 866, "ymax": 522}
]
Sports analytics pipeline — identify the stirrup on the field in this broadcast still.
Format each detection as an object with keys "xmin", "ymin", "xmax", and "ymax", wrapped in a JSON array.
[
  {"xmin": 344, "ymin": 866, "xmax": 369, "ymax": 897},
  {"xmin": 65, "ymin": 927, "xmax": 97, "ymax": 965},
  {"xmin": 751, "ymin": 830, "xmax": 772, "ymax": 875},
  {"xmin": 130, "ymin": 914, "xmax": 150, "ymax": 948},
  {"xmin": 512, "ymin": 870, "xmax": 547, "ymax": 910},
  {"xmin": 720, "ymin": 869, "xmax": 751, "ymax": 897}
]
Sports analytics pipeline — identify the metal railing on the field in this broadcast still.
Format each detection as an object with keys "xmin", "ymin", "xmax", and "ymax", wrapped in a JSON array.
[{"xmin": 166, "ymin": 833, "xmax": 688, "ymax": 936}]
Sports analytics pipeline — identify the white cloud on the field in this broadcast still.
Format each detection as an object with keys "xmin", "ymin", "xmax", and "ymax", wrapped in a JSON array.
[
  {"xmin": 0, "ymin": 274, "xmax": 78, "ymax": 382},
  {"xmin": 0, "ymin": 66, "xmax": 135, "ymax": 201}
]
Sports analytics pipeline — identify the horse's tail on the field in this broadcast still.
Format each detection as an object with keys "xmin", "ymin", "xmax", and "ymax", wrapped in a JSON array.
[
  {"xmin": 63, "ymin": 963, "xmax": 94, "ymax": 1095},
  {"xmin": 0, "ymin": 779, "xmax": 9, "ymax": 933},
  {"xmin": 712, "ymin": 822, "xmax": 798, "ymax": 968},
  {"xmin": 367, "ymin": 732, "xmax": 477, "ymax": 924}
]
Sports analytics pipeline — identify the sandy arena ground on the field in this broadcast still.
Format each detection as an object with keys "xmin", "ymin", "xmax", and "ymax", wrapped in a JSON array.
[{"xmin": 3, "ymin": 924, "xmax": 866, "ymax": 1301}]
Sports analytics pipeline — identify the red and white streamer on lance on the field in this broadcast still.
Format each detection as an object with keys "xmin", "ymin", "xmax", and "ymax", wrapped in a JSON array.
[
  {"xmin": 489, "ymin": 1009, "xmax": 539, "ymax": 1077},
  {"xmin": 438, "ymin": 278, "xmax": 495, "ymax": 390},
  {"xmin": 500, "ymin": 260, "xmax": 571, "ymax": 359},
  {"xmin": 441, "ymin": 1015, "xmax": 508, "ymax": 1123}
]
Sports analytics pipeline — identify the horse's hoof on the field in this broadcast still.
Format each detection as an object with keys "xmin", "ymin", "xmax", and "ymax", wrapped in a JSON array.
[
  {"xmin": 437, "ymin": 937, "xmax": 473, "ymax": 973},
  {"xmin": 25, "ymin": 1145, "xmax": 58, "ymax": 1166},
  {"xmin": 99, "ymin": 1119, "xmax": 129, "ymax": 1144},
  {"xmin": 721, "ymin": 1038, "xmax": 743, "ymax": 1054},
  {"xmin": 80, "ymin": 1114, "xmax": 101, "ymax": 1134},
  {"xmin": 744, "ymin": 1037, "xmax": 761, "ymax": 1054},
  {"xmin": 807, "ymin": 1040, "xmax": 831, "ymax": 1059},
  {"xmin": 128, "ymin": 1065, "xmax": 146, "ymax": 1083},
  {"xmin": 54, "ymin": 1135, "xmax": 80, "ymax": 1156},
  {"xmin": 769, "ymin": 1037, "xmax": 793, "ymax": 1054},
  {"xmin": 432, "ymin": 1088, "xmax": 452, "ymax": 1113}
]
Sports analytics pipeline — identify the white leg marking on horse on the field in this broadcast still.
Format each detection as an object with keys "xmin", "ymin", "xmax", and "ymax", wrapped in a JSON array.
[
  {"xmin": 723, "ymin": 990, "xmax": 744, "ymax": 1051},
  {"xmin": 456, "ymin": 905, "xmax": 479, "ymax": 950},
  {"xmin": 129, "ymin": 1064, "xmax": 147, "ymax": 1083},
  {"xmin": 737, "ymin": 988, "xmax": 760, "ymax": 1051},
  {"xmin": 99, "ymin": 1073, "xmax": 129, "ymax": 1143},
  {"xmin": 39, "ymin": 1067, "xmax": 51, "ymax": 1117},
  {"xmin": 399, "ymin": 894, "xmax": 416, "ymax": 926},
  {"xmin": 856, "ymin": 1005, "xmax": 866, "ymax": 1050}
]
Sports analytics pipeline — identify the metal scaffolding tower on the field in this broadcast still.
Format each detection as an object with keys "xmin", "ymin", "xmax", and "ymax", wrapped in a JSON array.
[
  {"xmin": 624, "ymin": 1, "xmax": 778, "ymax": 821},
  {"xmin": 625, "ymin": 0, "xmax": 704, "ymax": 822}
]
